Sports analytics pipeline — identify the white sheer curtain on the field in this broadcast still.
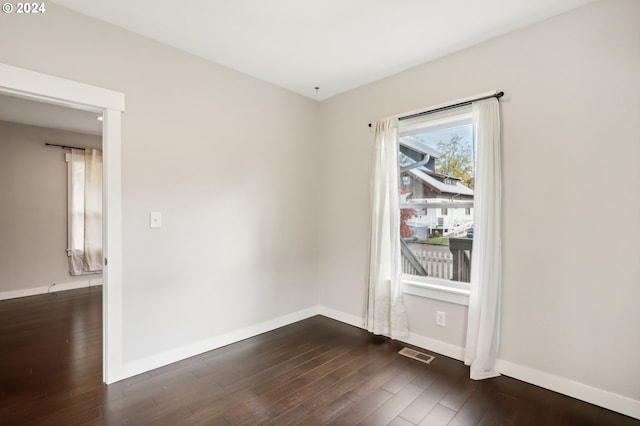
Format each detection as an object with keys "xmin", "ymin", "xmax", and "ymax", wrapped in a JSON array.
[
  {"xmin": 366, "ymin": 118, "xmax": 409, "ymax": 339},
  {"xmin": 69, "ymin": 148, "xmax": 103, "ymax": 275},
  {"xmin": 464, "ymin": 98, "xmax": 502, "ymax": 379}
]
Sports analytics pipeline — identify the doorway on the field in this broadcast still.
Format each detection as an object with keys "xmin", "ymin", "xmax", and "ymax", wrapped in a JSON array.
[{"xmin": 0, "ymin": 62, "xmax": 124, "ymax": 383}]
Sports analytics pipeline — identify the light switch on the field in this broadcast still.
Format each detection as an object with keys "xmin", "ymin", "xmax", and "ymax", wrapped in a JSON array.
[{"xmin": 150, "ymin": 212, "xmax": 162, "ymax": 228}]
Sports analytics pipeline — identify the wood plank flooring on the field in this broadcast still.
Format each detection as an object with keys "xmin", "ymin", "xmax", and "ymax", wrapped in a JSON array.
[{"xmin": 1, "ymin": 287, "xmax": 638, "ymax": 425}]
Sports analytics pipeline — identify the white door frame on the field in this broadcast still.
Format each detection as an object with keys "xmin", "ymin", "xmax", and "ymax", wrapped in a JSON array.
[{"xmin": 0, "ymin": 62, "xmax": 124, "ymax": 384}]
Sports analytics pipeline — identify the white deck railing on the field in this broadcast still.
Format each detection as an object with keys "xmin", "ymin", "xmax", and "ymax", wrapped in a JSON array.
[{"xmin": 406, "ymin": 247, "xmax": 453, "ymax": 280}]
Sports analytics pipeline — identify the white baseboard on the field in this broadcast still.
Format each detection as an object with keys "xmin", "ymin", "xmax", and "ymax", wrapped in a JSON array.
[
  {"xmin": 316, "ymin": 306, "xmax": 365, "ymax": 329},
  {"xmin": 105, "ymin": 304, "xmax": 639, "ymax": 420},
  {"xmin": 109, "ymin": 306, "xmax": 320, "ymax": 384},
  {"xmin": 0, "ymin": 277, "xmax": 103, "ymax": 301},
  {"xmin": 495, "ymin": 359, "xmax": 640, "ymax": 420},
  {"xmin": 316, "ymin": 306, "xmax": 639, "ymax": 420},
  {"xmin": 313, "ymin": 308, "xmax": 467, "ymax": 362},
  {"xmin": 401, "ymin": 332, "xmax": 466, "ymax": 362},
  {"xmin": 112, "ymin": 306, "xmax": 363, "ymax": 383}
]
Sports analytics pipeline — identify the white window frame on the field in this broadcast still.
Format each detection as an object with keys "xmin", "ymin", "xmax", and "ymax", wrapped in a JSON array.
[{"xmin": 399, "ymin": 110, "xmax": 474, "ymax": 306}]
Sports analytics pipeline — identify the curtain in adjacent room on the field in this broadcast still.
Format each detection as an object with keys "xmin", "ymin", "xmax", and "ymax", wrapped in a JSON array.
[
  {"xmin": 366, "ymin": 118, "xmax": 409, "ymax": 339},
  {"xmin": 464, "ymin": 98, "xmax": 502, "ymax": 379},
  {"xmin": 69, "ymin": 148, "xmax": 103, "ymax": 275}
]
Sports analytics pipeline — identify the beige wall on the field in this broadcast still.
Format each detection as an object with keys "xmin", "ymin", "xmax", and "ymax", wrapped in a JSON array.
[
  {"xmin": 0, "ymin": 120, "xmax": 102, "ymax": 294},
  {"xmin": 0, "ymin": 4, "xmax": 321, "ymax": 362},
  {"xmin": 318, "ymin": 0, "xmax": 639, "ymax": 402}
]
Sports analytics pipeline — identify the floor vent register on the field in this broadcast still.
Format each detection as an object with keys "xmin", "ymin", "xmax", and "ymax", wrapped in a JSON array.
[{"xmin": 398, "ymin": 347, "xmax": 435, "ymax": 365}]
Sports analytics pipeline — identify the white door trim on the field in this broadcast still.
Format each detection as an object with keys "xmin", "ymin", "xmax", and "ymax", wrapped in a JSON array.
[{"xmin": 0, "ymin": 62, "xmax": 125, "ymax": 384}]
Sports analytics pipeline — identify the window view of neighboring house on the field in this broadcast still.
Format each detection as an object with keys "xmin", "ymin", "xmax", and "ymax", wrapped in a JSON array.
[{"xmin": 399, "ymin": 110, "xmax": 474, "ymax": 284}]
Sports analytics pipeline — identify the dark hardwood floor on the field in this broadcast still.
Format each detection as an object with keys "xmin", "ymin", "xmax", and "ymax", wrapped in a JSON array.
[{"xmin": 0, "ymin": 288, "xmax": 638, "ymax": 425}]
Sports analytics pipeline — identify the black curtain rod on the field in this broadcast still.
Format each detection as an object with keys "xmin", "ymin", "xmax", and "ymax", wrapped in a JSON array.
[
  {"xmin": 45, "ymin": 142, "xmax": 85, "ymax": 150},
  {"xmin": 368, "ymin": 91, "xmax": 504, "ymax": 127}
]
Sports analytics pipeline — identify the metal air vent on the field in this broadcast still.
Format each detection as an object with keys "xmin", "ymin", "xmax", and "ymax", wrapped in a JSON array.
[{"xmin": 399, "ymin": 347, "xmax": 435, "ymax": 365}]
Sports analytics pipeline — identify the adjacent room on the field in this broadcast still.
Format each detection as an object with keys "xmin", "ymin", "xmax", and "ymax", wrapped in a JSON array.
[
  {"xmin": 0, "ymin": 0, "xmax": 638, "ymax": 424},
  {"xmin": 0, "ymin": 96, "xmax": 104, "ymax": 300}
]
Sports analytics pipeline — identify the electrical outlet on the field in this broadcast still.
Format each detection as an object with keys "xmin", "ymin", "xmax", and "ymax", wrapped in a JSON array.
[
  {"xmin": 150, "ymin": 212, "xmax": 162, "ymax": 228},
  {"xmin": 436, "ymin": 310, "xmax": 446, "ymax": 327}
]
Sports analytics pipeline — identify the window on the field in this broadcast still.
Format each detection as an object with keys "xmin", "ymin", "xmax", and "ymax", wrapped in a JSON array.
[{"xmin": 398, "ymin": 108, "xmax": 474, "ymax": 304}]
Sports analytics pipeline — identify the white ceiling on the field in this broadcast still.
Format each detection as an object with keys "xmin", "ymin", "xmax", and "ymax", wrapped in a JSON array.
[
  {"xmin": 0, "ymin": 0, "xmax": 596, "ymax": 131},
  {"xmin": 50, "ymin": 0, "xmax": 595, "ymax": 101},
  {"xmin": 0, "ymin": 94, "xmax": 102, "ymax": 135}
]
